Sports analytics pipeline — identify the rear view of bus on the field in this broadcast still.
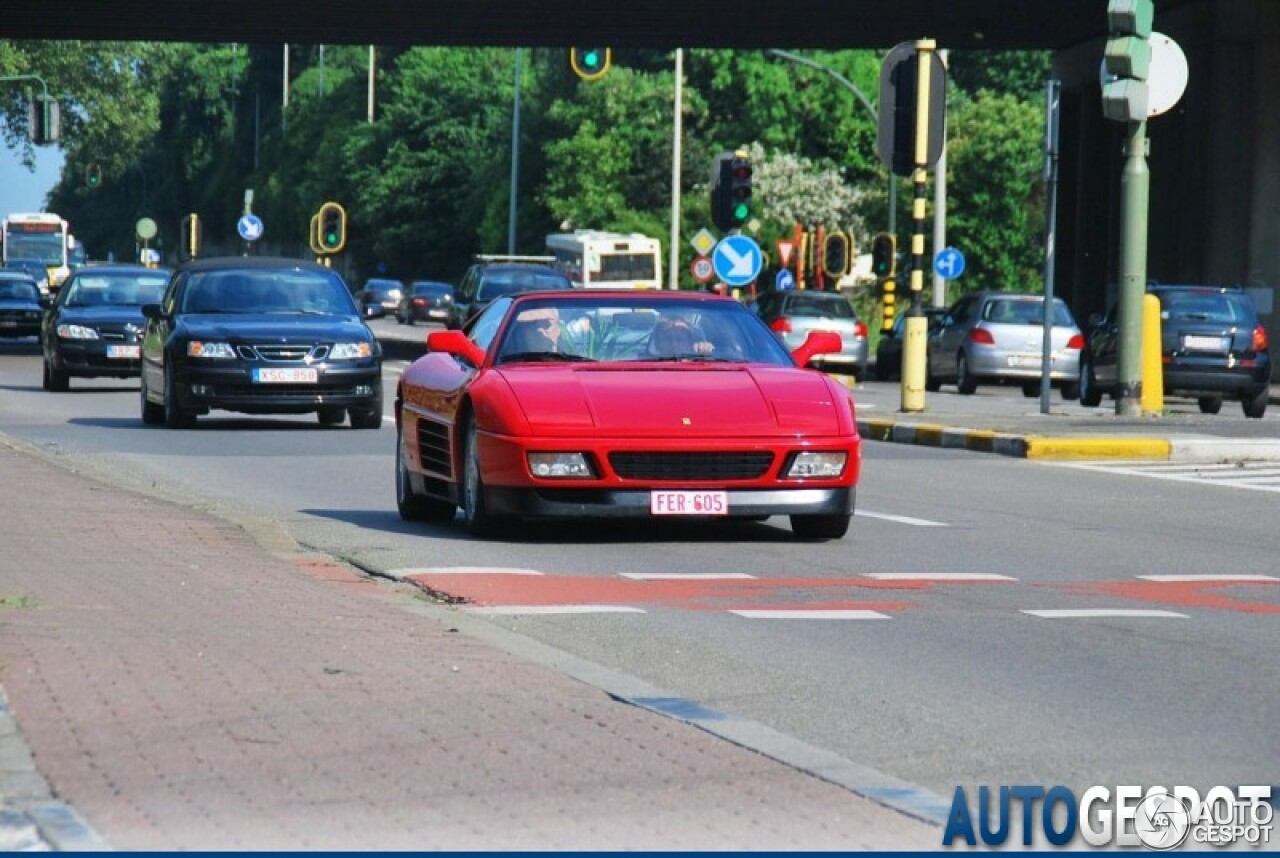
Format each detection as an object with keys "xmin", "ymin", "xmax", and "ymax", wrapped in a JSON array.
[{"xmin": 545, "ymin": 230, "xmax": 663, "ymax": 290}]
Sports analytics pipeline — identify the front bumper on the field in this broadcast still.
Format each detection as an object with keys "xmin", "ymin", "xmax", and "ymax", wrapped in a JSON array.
[
  {"xmin": 485, "ymin": 485, "xmax": 855, "ymax": 519},
  {"xmin": 52, "ymin": 340, "xmax": 143, "ymax": 377},
  {"xmin": 175, "ymin": 360, "xmax": 382, "ymax": 415}
]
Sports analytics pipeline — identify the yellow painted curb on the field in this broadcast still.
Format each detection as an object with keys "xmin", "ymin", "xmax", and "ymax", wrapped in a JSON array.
[{"xmin": 1023, "ymin": 436, "xmax": 1171, "ymax": 460}]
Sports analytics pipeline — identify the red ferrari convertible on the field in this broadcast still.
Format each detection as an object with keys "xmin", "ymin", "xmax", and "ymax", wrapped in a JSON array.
[{"xmin": 394, "ymin": 290, "xmax": 861, "ymax": 539}]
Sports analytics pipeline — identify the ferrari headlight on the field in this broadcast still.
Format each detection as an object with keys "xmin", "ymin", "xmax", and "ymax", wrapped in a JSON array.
[
  {"xmin": 786, "ymin": 451, "xmax": 847, "ymax": 478},
  {"xmin": 187, "ymin": 341, "xmax": 236, "ymax": 359},
  {"xmin": 57, "ymin": 324, "xmax": 99, "ymax": 340},
  {"xmin": 330, "ymin": 342, "xmax": 372, "ymax": 360},
  {"xmin": 528, "ymin": 452, "xmax": 593, "ymax": 479}
]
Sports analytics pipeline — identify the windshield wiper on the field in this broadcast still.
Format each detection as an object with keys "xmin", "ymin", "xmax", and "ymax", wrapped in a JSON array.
[{"xmin": 500, "ymin": 352, "xmax": 597, "ymax": 364}]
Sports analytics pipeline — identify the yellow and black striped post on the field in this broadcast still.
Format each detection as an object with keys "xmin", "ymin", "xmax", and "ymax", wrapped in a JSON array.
[{"xmin": 900, "ymin": 39, "xmax": 938, "ymax": 413}]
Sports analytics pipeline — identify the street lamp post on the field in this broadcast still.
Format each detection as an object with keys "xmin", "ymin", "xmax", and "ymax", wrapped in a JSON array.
[{"xmin": 766, "ymin": 49, "xmax": 896, "ymax": 237}]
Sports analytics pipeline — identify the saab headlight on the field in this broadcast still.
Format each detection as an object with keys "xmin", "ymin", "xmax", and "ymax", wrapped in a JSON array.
[
  {"xmin": 330, "ymin": 342, "xmax": 372, "ymax": 360},
  {"xmin": 786, "ymin": 451, "xmax": 847, "ymax": 478},
  {"xmin": 56, "ymin": 324, "xmax": 99, "ymax": 340},
  {"xmin": 528, "ymin": 452, "xmax": 594, "ymax": 479},
  {"xmin": 187, "ymin": 341, "xmax": 236, "ymax": 359}
]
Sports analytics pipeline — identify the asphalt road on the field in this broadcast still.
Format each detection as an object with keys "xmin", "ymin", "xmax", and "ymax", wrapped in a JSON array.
[{"xmin": 0, "ymin": 337, "xmax": 1276, "ymax": 807}]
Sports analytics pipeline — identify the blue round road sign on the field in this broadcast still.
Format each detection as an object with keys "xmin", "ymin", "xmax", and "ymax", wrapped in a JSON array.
[
  {"xmin": 237, "ymin": 214, "xmax": 264, "ymax": 242},
  {"xmin": 776, "ymin": 270, "xmax": 795, "ymax": 291},
  {"xmin": 933, "ymin": 247, "xmax": 965, "ymax": 279},
  {"xmin": 712, "ymin": 235, "xmax": 763, "ymax": 288}
]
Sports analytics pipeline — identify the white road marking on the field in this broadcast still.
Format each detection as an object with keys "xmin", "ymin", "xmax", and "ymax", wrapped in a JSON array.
[
  {"xmin": 863, "ymin": 572, "xmax": 1017, "ymax": 582},
  {"xmin": 1021, "ymin": 609, "xmax": 1188, "ymax": 619},
  {"xmin": 1136, "ymin": 574, "xmax": 1279, "ymax": 583},
  {"xmin": 1046, "ymin": 460, "xmax": 1280, "ymax": 494},
  {"xmin": 855, "ymin": 510, "xmax": 948, "ymax": 527},
  {"xmin": 729, "ymin": 609, "xmax": 892, "ymax": 620},
  {"xmin": 464, "ymin": 605, "xmax": 645, "ymax": 615},
  {"xmin": 620, "ymin": 572, "xmax": 756, "ymax": 580}
]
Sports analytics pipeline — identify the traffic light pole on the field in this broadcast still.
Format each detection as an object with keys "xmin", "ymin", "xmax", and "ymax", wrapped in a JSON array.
[
  {"xmin": 900, "ymin": 39, "xmax": 937, "ymax": 414},
  {"xmin": 1115, "ymin": 118, "xmax": 1149, "ymax": 416}
]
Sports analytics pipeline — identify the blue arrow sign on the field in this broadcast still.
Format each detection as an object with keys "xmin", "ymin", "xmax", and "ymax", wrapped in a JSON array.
[
  {"xmin": 712, "ymin": 235, "xmax": 763, "ymax": 287},
  {"xmin": 237, "ymin": 214, "xmax": 264, "ymax": 242},
  {"xmin": 933, "ymin": 247, "xmax": 965, "ymax": 279},
  {"xmin": 775, "ymin": 269, "xmax": 795, "ymax": 291}
]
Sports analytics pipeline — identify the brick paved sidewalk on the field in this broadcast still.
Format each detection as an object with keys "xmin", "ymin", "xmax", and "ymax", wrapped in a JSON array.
[{"xmin": 0, "ymin": 442, "xmax": 939, "ymax": 850}]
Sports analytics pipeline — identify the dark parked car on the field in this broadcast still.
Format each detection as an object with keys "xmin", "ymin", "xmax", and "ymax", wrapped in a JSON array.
[
  {"xmin": 4, "ymin": 258, "xmax": 52, "ymax": 296},
  {"xmin": 0, "ymin": 272, "xmax": 46, "ymax": 339},
  {"xmin": 1079, "ymin": 285, "xmax": 1270, "ymax": 418},
  {"xmin": 354, "ymin": 278, "xmax": 403, "ymax": 319},
  {"xmin": 446, "ymin": 258, "xmax": 573, "ymax": 330},
  {"xmin": 750, "ymin": 290, "xmax": 870, "ymax": 378},
  {"xmin": 396, "ymin": 280, "xmax": 454, "ymax": 325},
  {"xmin": 139, "ymin": 257, "xmax": 383, "ymax": 429},
  {"xmin": 41, "ymin": 264, "xmax": 170, "ymax": 391},
  {"xmin": 873, "ymin": 307, "xmax": 944, "ymax": 381}
]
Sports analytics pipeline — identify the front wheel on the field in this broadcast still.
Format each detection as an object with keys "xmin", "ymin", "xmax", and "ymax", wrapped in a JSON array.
[
  {"xmin": 1078, "ymin": 356, "xmax": 1101, "ymax": 407},
  {"xmin": 956, "ymin": 352, "xmax": 977, "ymax": 395},
  {"xmin": 790, "ymin": 514, "xmax": 851, "ymax": 540},
  {"xmin": 163, "ymin": 367, "xmax": 196, "ymax": 429},
  {"xmin": 397, "ymin": 421, "xmax": 456, "ymax": 523},
  {"xmin": 1197, "ymin": 396, "xmax": 1222, "ymax": 415},
  {"xmin": 461, "ymin": 414, "xmax": 498, "ymax": 537},
  {"xmin": 44, "ymin": 359, "xmax": 69, "ymax": 392}
]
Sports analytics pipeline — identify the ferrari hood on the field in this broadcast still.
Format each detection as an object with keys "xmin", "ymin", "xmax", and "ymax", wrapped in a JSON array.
[{"xmin": 498, "ymin": 366, "xmax": 844, "ymax": 437}]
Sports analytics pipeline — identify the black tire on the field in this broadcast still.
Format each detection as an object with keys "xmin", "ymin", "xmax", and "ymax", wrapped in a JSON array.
[
  {"xmin": 1021, "ymin": 381, "xmax": 1038, "ymax": 398},
  {"xmin": 140, "ymin": 371, "xmax": 164, "ymax": 425},
  {"xmin": 163, "ymin": 367, "xmax": 196, "ymax": 429},
  {"xmin": 396, "ymin": 421, "xmax": 456, "ymax": 523},
  {"xmin": 956, "ymin": 352, "xmax": 977, "ymax": 395},
  {"xmin": 460, "ymin": 414, "xmax": 498, "ymax": 537},
  {"xmin": 1059, "ymin": 381, "xmax": 1080, "ymax": 401},
  {"xmin": 349, "ymin": 407, "xmax": 383, "ymax": 430},
  {"xmin": 45, "ymin": 359, "xmax": 69, "ymax": 392},
  {"xmin": 1197, "ymin": 396, "xmax": 1222, "ymax": 415},
  {"xmin": 1078, "ymin": 356, "xmax": 1101, "ymax": 407},
  {"xmin": 318, "ymin": 406, "xmax": 346, "ymax": 426},
  {"xmin": 789, "ymin": 513, "xmax": 851, "ymax": 540},
  {"xmin": 1242, "ymin": 389, "xmax": 1267, "ymax": 419},
  {"xmin": 924, "ymin": 356, "xmax": 941, "ymax": 392}
]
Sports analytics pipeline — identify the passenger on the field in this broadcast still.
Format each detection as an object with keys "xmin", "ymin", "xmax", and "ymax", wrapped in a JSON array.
[
  {"xmin": 648, "ymin": 314, "xmax": 714, "ymax": 357},
  {"xmin": 504, "ymin": 307, "xmax": 562, "ymax": 356}
]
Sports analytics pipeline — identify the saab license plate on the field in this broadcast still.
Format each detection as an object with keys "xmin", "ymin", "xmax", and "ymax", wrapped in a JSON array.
[
  {"xmin": 1183, "ymin": 335, "xmax": 1228, "ymax": 352},
  {"xmin": 650, "ymin": 490, "xmax": 728, "ymax": 516},
  {"xmin": 106, "ymin": 344, "xmax": 140, "ymax": 359},
  {"xmin": 253, "ymin": 367, "xmax": 318, "ymax": 384}
]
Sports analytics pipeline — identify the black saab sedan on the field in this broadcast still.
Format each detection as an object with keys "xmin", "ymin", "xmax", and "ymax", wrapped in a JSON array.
[
  {"xmin": 41, "ymin": 264, "xmax": 170, "ymax": 391},
  {"xmin": 140, "ymin": 257, "xmax": 383, "ymax": 429},
  {"xmin": 0, "ymin": 272, "xmax": 46, "ymax": 339}
]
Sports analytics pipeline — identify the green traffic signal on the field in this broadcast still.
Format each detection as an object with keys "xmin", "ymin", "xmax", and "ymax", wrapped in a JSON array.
[
  {"xmin": 316, "ymin": 201, "xmax": 347, "ymax": 253},
  {"xmin": 570, "ymin": 47, "xmax": 611, "ymax": 80}
]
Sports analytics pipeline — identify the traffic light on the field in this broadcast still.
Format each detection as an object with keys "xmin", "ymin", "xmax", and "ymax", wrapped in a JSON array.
[
  {"xmin": 28, "ymin": 94, "xmax": 60, "ymax": 146},
  {"xmin": 871, "ymin": 233, "xmax": 896, "ymax": 278},
  {"xmin": 711, "ymin": 151, "xmax": 753, "ymax": 232},
  {"xmin": 179, "ymin": 213, "xmax": 202, "ymax": 261},
  {"xmin": 877, "ymin": 42, "xmax": 947, "ymax": 178},
  {"xmin": 822, "ymin": 231, "xmax": 851, "ymax": 278},
  {"xmin": 1101, "ymin": 0, "xmax": 1154, "ymax": 122},
  {"xmin": 317, "ymin": 201, "xmax": 347, "ymax": 253},
  {"xmin": 569, "ymin": 47, "xmax": 611, "ymax": 81},
  {"xmin": 84, "ymin": 163, "xmax": 103, "ymax": 189}
]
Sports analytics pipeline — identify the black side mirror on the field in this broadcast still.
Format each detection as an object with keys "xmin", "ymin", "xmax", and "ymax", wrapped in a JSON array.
[{"xmin": 141, "ymin": 303, "xmax": 163, "ymax": 320}]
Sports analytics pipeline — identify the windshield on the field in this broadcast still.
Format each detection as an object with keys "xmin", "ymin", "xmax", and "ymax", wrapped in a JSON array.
[
  {"xmin": 4, "ymin": 233, "xmax": 64, "ymax": 265},
  {"xmin": 181, "ymin": 269, "xmax": 356, "ymax": 315},
  {"xmin": 413, "ymin": 284, "xmax": 452, "ymax": 297},
  {"xmin": 63, "ymin": 272, "xmax": 169, "ymax": 307},
  {"xmin": 494, "ymin": 296, "xmax": 795, "ymax": 366},
  {"xmin": 0, "ymin": 280, "xmax": 39, "ymax": 302},
  {"xmin": 783, "ymin": 294, "xmax": 856, "ymax": 319}
]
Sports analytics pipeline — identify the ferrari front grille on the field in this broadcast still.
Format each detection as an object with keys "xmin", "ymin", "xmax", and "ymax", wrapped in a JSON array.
[{"xmin": 608, "ymin": 451, "xmax": 774, "ymax": 481}]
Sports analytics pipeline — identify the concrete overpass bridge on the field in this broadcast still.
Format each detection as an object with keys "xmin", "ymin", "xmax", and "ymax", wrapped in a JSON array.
[{"xmin": 4, "ymin": 0, "xmax": 1277, "ymax": 376}]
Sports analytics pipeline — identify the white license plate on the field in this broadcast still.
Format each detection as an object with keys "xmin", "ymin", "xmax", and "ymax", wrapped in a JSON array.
[
  {"xmin": 650, "ymin": 490, "xmax": 729, "ymax": 516},
  {"xmin": 1183, "ymin": 335, "xmax": 1228, "ymax": 352},
  {"xmin": 1007, "ymin": 355, "xmax": 1041, "ymax": 368},
  {"xmin": 106, "ymin": 344, "xmax": 140, "ymax": 359},
  {"xmin": 253, "ymin": 367, "xmax": 318, "ymax": 384},
  {"xmin": 428, "ymin": 309, "xmax": 447, "ymax": 317}
]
